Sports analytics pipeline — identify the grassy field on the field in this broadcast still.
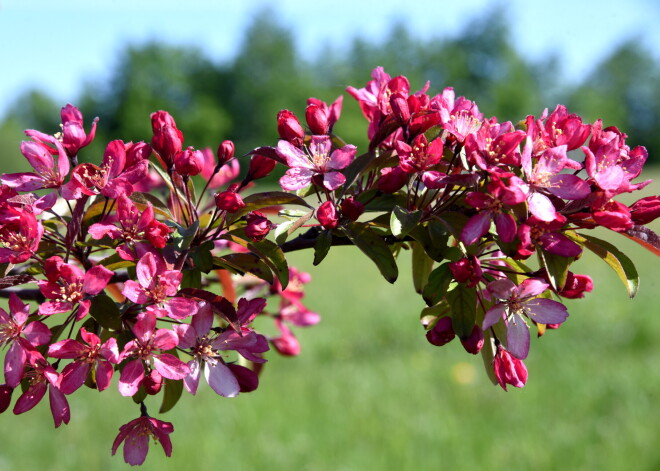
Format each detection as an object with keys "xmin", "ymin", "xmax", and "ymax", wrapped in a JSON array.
[{"xmin": 0, "ymin": 227, "xmax": 659, "ymax": 471}]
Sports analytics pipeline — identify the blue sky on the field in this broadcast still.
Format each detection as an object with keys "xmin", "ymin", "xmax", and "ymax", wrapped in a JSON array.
[{"xmin": 0, "ymin": 0, "xmax": 658, "ymax": 119}]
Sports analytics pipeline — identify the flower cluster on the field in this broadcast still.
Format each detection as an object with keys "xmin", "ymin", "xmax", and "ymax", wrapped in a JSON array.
[{"xmin": 0, "ymin": 67, "xmax": 658, "ymax": 465}]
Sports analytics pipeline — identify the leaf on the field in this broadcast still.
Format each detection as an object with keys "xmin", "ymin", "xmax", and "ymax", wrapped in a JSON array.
[
  {"xmin": 537, "ymin": 249, "xmax": 573, "ymax": 291},
  {"xmin": 169, "ymin": 220, "xmax": 199, "ymax": 251},
  {"xmin": 408, "ymin": 225, "xmax": 447, "ymax": 262},
  {"xmin": 480, "ymin": 329, "xmax": 499, "ymax": 386},
  {"xmin": 274, "ymin": 210, "xmax": 314, "ymax": 245},
  {"xmin": 229, "ymin": 191, "xmax": 312, "ymax": 223},
  {"xmin": 341, "ymin": 222, "xmax": 398, "ymax": 283},
  {"xmin": 622, "ymin": 225, "xmax": 660, "ymax": 256},
  {"xmin": 180, "ymin": 268, "xmax": 202, "ymax": 289},
  {"xmin": 422, "ymin": 264, "xmax": 453, "ymax": 306},
  {"xmin": 89, "ymin": 293, "xmax": 122, "ymax": 331},
  {"xmin": 431, "ymin": 212, "xmax": 469, "ymax": 240},
  {"xmin": 337, "ymin": 151, "xmax": 373, "ymax": 199},
  {"xmin": 569, "ymin": 232, "xmax": 639, "ymax": 298},
  {"xmin": 222, "ymin": 234, "xmax": 289, "ymax": 289},
  {"xmin": 159, "ymin": 376, "xmax": 184, "ymax": 414},
  {"xmin": 98, "ymin": 253, "xmax": 135, "ymax": 271},
  {"xmin": 446, "ymin": 283, "xmax": 477, "ymax": 339},
  {"xmin": 214, "ymin": 253, "xmax": 274, "ymax": 285},
  {"xmin": 411, "ymin": 241, "xmax": 434, "ymax": 294},
  {"xmin": 390, "ymin": 205, "xmax": 423, "ymax": 239},
  {"xmin": 313, "ymin": 229, "xmax": 333, "ymax": 266},
  {"xmin": 190, "ymin": 241, "xmax": 214, "ymax": 273},
  {"xmin": 420, "ymin": 300, "xmax": 451, "ymax": 327},
  {"xmin": 130, "ymin": 192, "xmax": 174, "ymax": 219}
]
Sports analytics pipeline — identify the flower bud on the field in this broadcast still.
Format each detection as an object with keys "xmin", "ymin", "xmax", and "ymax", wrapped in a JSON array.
[
  {"xmin": 630, "ymin": 195, "xmax": 660, "ymax": 225},
  {"xmin": 215, "ymin": 190, "xmax": 245, "ymax": 213},
  {"xmin": 305, "ymin": 103, "xmax": 329, "ymax": 135},
  {"xmin": 61, "ymin": 104, "xmax": 98, "ymax": 157},
  {"xmin": 317, "ymin": 200, "xmax": 338, "ymax": 229},
  {"xmin": 174, "ymin": 147, "xmax": 205, "ymax": 176},
  {"xmin": 271, "ymin": 322, "xmax": 301, "ymax": 356},
  {"xmin": 277, "ymin": 110, "xmax": 304, "ymax": 147},
  {"xmin": 150, "ymin": 111, "xmax": 183, "ymax": 167},
  {"xmin": 389, "ymin": 92, "xmax": 410, "ymax": 122},
  {"xmin": 460, "ymin": 325, "xmax": 484, "ymax": 354},
  {"xmin": 558, "ymin": 272, "xmax": 593, "ymax": 299},
  {"xmin": 143, "ymin": 370, "xmax": 163, "ymax": 395},
  {"xmin": 493, "ymin": 345, "xmax": 528, "ymax": 391},
  {"xmin": 246, "ymin": 154, "xmax": 277, "ymax": 181},
  {"xmin": 245, "ymin": 211, "xmax": 273, "ymax": 241},
  {"xmin": 340, "ymin": 197, "xmax": 364, "ymax": 221},
  {"xmin": 425, "ymin": 316, "xmax": 455, "ymax": 347},
  {"xmin": 449, "ymin": 256, "xmax": 483, "ymax": 288},
  {"xmin": 216, "ymin": 140, "xmax": 235, "ymax": 165}
]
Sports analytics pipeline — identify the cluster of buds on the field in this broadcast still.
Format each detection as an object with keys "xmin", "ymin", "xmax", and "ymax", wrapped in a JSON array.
[{"xmin": 0, "ymin": 67, "xmax": 658, "ymax": 465}]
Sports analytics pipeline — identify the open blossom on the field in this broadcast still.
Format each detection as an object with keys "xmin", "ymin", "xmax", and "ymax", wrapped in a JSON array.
[
  {"xmin": 277, "ymin": 136, "xmax": 356, "ymax": 191},
  {"xmin": 112, "ymin": 415, "xmax": 173, "ymax": 466},
  {"xmin": 48, "ymin": 328, "xmax": 119, "ymax": 394},
  {"xmin": 118, "ymin": 310, "xmax": 189, "ymax": 397},
  {"xmin": 122, "ymin": 252, "xmax": 198, "ymax": 319},
  {"xmin": 0, "ymin": 293, "xmax": 51, "ymax": 387},
  {"xmin": 13, "ymin": 350, "xmax": 70, "ymax": 428},
  {"xmin": 0, "ymin": 209, "xmax": 44, "ymax": 264},
  {"xmin": 37, "ymin": 256, "xmax": 114, "ymax": 319},
  {"xmin": 484, "ymin": 278, "xmax": 569, "ymax": 360}
]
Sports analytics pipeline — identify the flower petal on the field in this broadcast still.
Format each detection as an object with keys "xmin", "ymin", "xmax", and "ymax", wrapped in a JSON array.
[
  {"xmin": 506, "ymin": 313, "xmax": 530, "ymax": 360},
  {"xmin": 204, "ymin": 361, "xmax": 240, "ymax": 397}
]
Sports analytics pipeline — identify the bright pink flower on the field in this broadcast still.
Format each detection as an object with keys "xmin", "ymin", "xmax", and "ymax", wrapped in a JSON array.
[
  {"xmin": 394, "ymin": 134, "xmax": 443, "ymax": 174},
  {"xmin": 13, "ymin": 350, "xmax": 70, "ymax": 428},
  {"xmin": 517, "ymin": 214, "xmax": 582, "ymax": 258},
  {"xmin": 89, "ymin": 194, "xmax": 172, "ymax": 259},
  {"xmin": 433, "ymin": 87, "xmax": 483, "ymax": 142},
  {"xmin": 246, "ymin": 154, "xmax": 277, "ymax": 181},
  {"xmin": 151, "ymin": 111, "xmax": 183, "ymax": 168},
  {"xmin": 122, "ymin": 252, "xmax": 198, "ymax": 320},
  {"xmin": 465, "ymin": 118, "xmax": 525, "ymax": 172},
  {"xmin": 271, "ymin": 319, "xmax": 301, "ymax": 356},
  {"xmin": 174, "ymin": 146, "xmax": 205, "ymax": 177},
  {"xmin": 277, "ymin": 136, "xmax": 356, "ymax": 191},
  {"xmin": 0, "ymin": 209, "xmax": 43, "ymax": 263},
  {"xmin": 592, "ymin": 200, "xmax": 633, "ymax": 232},
  {"xmin": 484, "ymin": 278, "xmax": 569, "ymax": 359},
  {"xmin": 112, "ymin": 415, "xmax": 173, "ymax": 466},
  {"xmin": 557, "ymin": 272, "xmax": 593, "ymax": 299},
  {"xmin": 37, "ymin": 256, "xmax": 113, "ymax": 319},
  {"xmin": 48, "ymin": 328, "xmax": 119, "ymax": 394},
  {"xmin": 0, "ymin": 293, "xmax": 51, "ymax": 387},
  {"xmin": 118, "ymin": 310, "xmax": 189, "ymax": 397},
  {"xmin": 1, "ymin": 130, "xmax": 70, "ymax": 192},
  {"xmin": 449, "ymin": 256, "xmax": 483, "ymax": 288},
  {"xmin": 60, "ymin": 104, "xmax": 98, "ymax": 157},
  {"xmin": 493, "ymin": 345, "xmax": 528, "ymax": 391}
]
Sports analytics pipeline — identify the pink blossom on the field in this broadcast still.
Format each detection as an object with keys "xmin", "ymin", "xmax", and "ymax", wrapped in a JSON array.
[
  {"xmin": 316, "ymin": 200, "xmax": 338, "ymax": 229},
  {"xmin": 0, "ymin": 209, "xmax": 44, "ymax": 263},
  {"xmin": 484, "ymin": 278, "xmax": 569, "ymax": 359},
  {"xmin": 60, "ymin": 104, "xmax": 98, "ymax": 157},
  {"xmin": 493, "ymin": 345, "xmax": 528, "ymax": 391},
  {"xmin": 112, "ymin": 415, "xmax": 173, "ymax": 466},
  {"xmin": 48, "ymin": 328, "xmax": 119, "ymax": 394},
  {"xmin": 245, "ymin": 211, "xmax": 273, "ymax": 241},
  {"xmin": 0, "ymin": 293, "xmax": 51, "ymax": 387},
  {"xmin": 517, "ymin": 214, "xmax": 582, "ymax": 258},
  {"xmin": 122, "ymin": 252, "xmax": 198, "ymax": 320},
  {"xmin": 277, "ymin": 136, "xmax": 356, "ymax": 191},
  {"xmin": 118, "ymin": 310, "xmax": 189, "ymax": 397}
]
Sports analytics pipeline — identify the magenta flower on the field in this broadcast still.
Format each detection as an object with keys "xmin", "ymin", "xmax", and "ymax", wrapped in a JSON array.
[
  {"xmin": 88, "ymin": 194, "xmax": 172, "ymax": 260},
  {"xmin": 112, "ymin": 415, "xmax": 173, "ymax": 466},
  {"xmin": 0, "ymin": 209, "xmax": 44, "ymax": 264},
  {"xmin": 517, "ymin": 214, "xmax": 582, "ymax": 258},
  {"xmin": 118, "ymin": 310, "xmax": 189, "ymax": 397},
  {"xmin": 122, "ymin": 252, "xmax": 198, "ymax": 320},
  {"xmin": 13, "ymin": 350, "xmax": 70, "ymax": 428},
  {"xmin": 493, "ymin": 345, "xmax": 528, "ymax": 391},
  {"xmin": 484, "ymin": 278, "xmax": 569, "ymax": 359},
  {"xmin": 1, "ymin": 130, "xmax": 70, "ymax": 192},
  {"xmin": 277, "ymin": 136, "xmax": 356, "ymax": 191},
  {"xmin": 60, "ymin": 104, "xmax": 98, "ymax": 157},
  {"xmin": 0, "ymin": 293, "xmax": 51, "ymax": 387},
  {"xmin": 394, "ymin": 134, "xmax": 444, "ymax": 174},
  {"xmin": 37, "ymin": 256, "xmax": 114, "ymax": 319},
  {"xmin": 48, "ymin": 328, "xmax": 119, "ymax": 394}
]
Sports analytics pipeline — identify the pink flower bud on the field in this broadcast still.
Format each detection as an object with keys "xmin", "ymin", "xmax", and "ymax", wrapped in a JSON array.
[
  {"xmin": 317, "ymin": 201, "xmax": 338, "ymax": 229},
  {"xmin": 340, "ymin": 197, "xmax": 364, "ymax": 221},
  {"xmin": 60, "ymin": 104, "xmax": 98, "ymax": 157},
  {"xmin": 150, "ymin": 111, "xmax": 183, "ymax": 167},
  {"xmin": 592, "ymin": 200, "xmax": 633, "ymax": 232},
  {"xmin": 277, "ymin": 110, "xmax": 304, "ymax": 146},
  {"xmin": 271, "ymin": 326, "xmax": 301, "ymax": 356},
  {"xmin": 305, "ymin": 103, "xmax": 330, "ymax": 135},
  {"xmin": 215, "ymin": 191, "xmax": 245, "ymax": 213},
  {"xmin": 143, "ymin": 369, "xmax": 163, "ymax": 395},
  {"xmin": 245, "ymin": 211, "xmax": 273, "ymax": 241},
  {"xmin": 174, "ymin": 147, "xmax": 205, "ymax": 176},
  {"xmin": 216, "ymin": 140, "xmax": 235, "ymax": 165},
  {"xmin": 630, "ymin": 195, "xmax": 660, "ymax": 225},
  {"xmin": 493, "ymin": 345, "xmax": 528, "ymax": 391},
  {"xmin": 246, "ymin": 154, "xmax": 277, "ymax": 181},
  {"xmin": 145, "ymin": 220, "xmax": 172, "ymax": 248},
  {"xmin": 460, "ymin": 325, "xmax": 484, "ymax": 354},
  {"xmin": 426, "ymin": 316, "xmax": 455, "ymax": 347},
  {"xmin": 558, "ymin": 272, "xmax": 593, "ymax": 299},
  {"xmin": 389, "ymin": 92, "xmax": 410, "ymax": 122},
  {"xmin": 449, "ymin": 256, "xmax": 483, "ymax": 288}
]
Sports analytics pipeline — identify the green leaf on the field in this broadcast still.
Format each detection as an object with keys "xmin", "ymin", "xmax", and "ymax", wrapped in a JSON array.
[
  {"xmin": 159, "ymin": 376, "xmax": 184, "ymax": 414},
  {"xmin": 411, "ymin": 241, "xmax": 434, "ymax": 294},
  {"xmin": 169, "ymin": 220, "xmax": 199, "ymax": 251},
  {"xmin": 537, "ymin": 249, "xmax": 574, "ymax": 291},
  {"xmin": 422, "ymin": 264, "xmax": 453, "ymax": 306},
  {"xmin": 446, "ymin": 283, "xmax": 477, "ymax": 339},
  {"xmin": 337, "ymin": 151, "xmax": 373, "ymax": 199},
  {"xmin": 408, "ymin": 225, "xmax": 447, "ymax": 262},
  {"xmin": 98, "ymin": 253, "xmax": 135, "ymax": 271},
  {"xmin": 480, "ymin": 329, "xmax": 499, "ymax": 386},
  {"xmin": 420, "ymin": 300, "xmax": 451, "ymax": 327},
  {"xmin": 390, "ymin": 205, "xmax": 423, "ymax": 239},
  {"xmin": 274, "ymin": 210, "xmax": 314, "ymax": 245},
  {"xmin": 569, "ymin": 232, "xmax": 639, "ymax": 298},
  {"xmin": 180, "ymin": 267, "xmax": 202, "ymax": 289},
  {"xmin": 229, "ymin": 191, "xmax": 312, "ymax": 223},
  {"xmin": 221, "ymin": 233, "xmax": 288, "ymax": 288},
  {"xmin": 431, "ymin": 212, "xmax": 469, "ymax": 240},
  {"xmin": 313, "ymin": 229, "xmax": 333, "ymax": 266},
  {"xmin": 130, "ymin": 192, "xmax": 174, "ymax": 219},
  {"xmin": 214, "ymin": 253, "xmax": 274, "ymax": 285},
  {"xmin": 341, "ymin": 222, "xmax": 398, "ymax": 283},
  {"xmin": 190, "ymin": 240, "xmax": 215, "ymax": 273},
  {"xmin": 89, "ymin": 293, "xmax": 122, "ymax": 331}
]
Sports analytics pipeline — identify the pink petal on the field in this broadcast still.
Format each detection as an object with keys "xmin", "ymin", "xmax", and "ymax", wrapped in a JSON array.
[
  {"xmin": 276, "ymin": 140, "xmax": 312, "ymax": 169},
  {"xmin": 524, "ymin": 298, "xmax": 569, "ymax": 325},
  {"xmin": 152, "ymin": 353, "xmax": 189, "ymax": 380},
  {"xmin": 486, "ymin": 279, "xmax": 516, "ymax": 300},
  {"xmin": 13, "ymin": 381, "xmax": 47, "ymax": 414},
  {"xmin": 322, "ymin": 171, "xmax": 346, "ymax": 191},
  {"xmin": 153, "ymin": 328, "xmax": 179, "ymax": 351},
  {"xmin": 183, "ymin": 360, "xmax": 201, "ymax": 395},
  {"xmin": 547, "ymin": 174, "xmax": 591, "ymax": 200},
  {"xmin": 327, "ymin": 145, "xmax": 357, "ymax": 170},
  {"xmin": 279, "ymin": 167, "xmax": 314, "ymax": 191},
  {"xmin": 482, "ymin": 304, "xmax": 506, "ymax": 330},
  {"xmin": 1, "ymin": 172, "xmax": 44, "ymax": 191},
  {"xmin": 121, "ymin": 280, "xmax": 149, "ymax": 304},
  {"xmin": 101, "ymin": 337, "xmax": 120, "ymax": 363},
  {"xmin": 83, "ymin": 265, "xmax": 114, "ymax": 295},
  {"xmin": 461, "ymin": 211, "xmax": 491, "ymax": 246},
  {"xmin": 165, "ymin": 297, "xmax": 198, "ymax": 320},
  {"xmin": 88, "ymin": 223, "xmax": 121, "ymax": 240},
  {"xmin": 191, "ymin": 304, "xmax": 213, "ymax": 336},
  {"xmin": 23, "ymin": 320, "xmax": 51, "ymax": 346},
  {"xmin": 48, "ymin": 339, "xmax": 86, "ymax": 359},
  {"xmin": 204, "ymin": 361, "xmax": 240, "ymax": 397},
  {"xmin": 173, "ymin": 324, "xmax": 197, "ymax": 350},
  {"xmin": 5, "ymin": 341, "xmax": 27, "ymax": 388},
  {"xmin": 118, "ymin": 359, "xmax": 145, "ymax": 396},
  {"xmin": 59, "ymin": 361, "xmax": 91, "ymax": 394},
  {"xmin": 517, "ymin": 279, "xmax": 549, "ymax": 299},
  {"xmin": 95, "ymin": 360, "xmax": 114, "ymax": 391},
  {"xmin": 123, "ymin": 431, "xmax": 150, "ymax": 466},
  {"xmin": 527, "ymin": 192, "xmax": 557, "ymax": 222},
  {"xmin": 136, "ymin": 252, "xmax": 159, "ymax": 289},
  {"xmin": 132, "ymin": 312, "xmax": 156, "ymax": 344},
  {"xmin": 494, "ymin": 212, "xmax": 516, "ymax": 243},
  {"xmin": 38, "ymin": 301, "xmax": 73, "ymax": 316},
  {"xmin": 506, "ymin": 313, "xmax": 530, "ymax": 360}
]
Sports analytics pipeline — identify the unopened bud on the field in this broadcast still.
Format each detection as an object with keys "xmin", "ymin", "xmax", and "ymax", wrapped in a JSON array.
[
  {"xmin": 215, "ymin": 190, "xmax": 245, "ymax": 213},
  {"xmin": 216, "ymin": 140, "xmax": 235, "ymax": 165},
  {"xmin": 317, "ymin": 200, "xmax": 338, "ymax": 229}
]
